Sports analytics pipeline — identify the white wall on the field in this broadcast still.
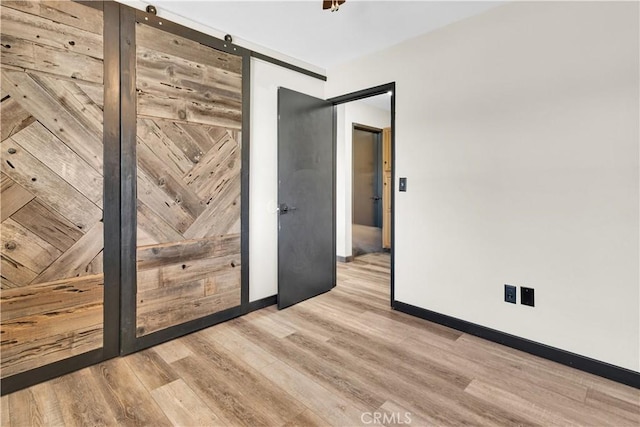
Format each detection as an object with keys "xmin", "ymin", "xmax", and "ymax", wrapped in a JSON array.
[
  {"xmin": 327, "ymin": 1, "xmax": 639, "ymax": 371},
  {"xmin": 336, "ymin": 101, "xmax": 391, "ymax": 258},
  {"xmin": 249, "ymin": 58, "xmax": 325, "ymax": 302}
]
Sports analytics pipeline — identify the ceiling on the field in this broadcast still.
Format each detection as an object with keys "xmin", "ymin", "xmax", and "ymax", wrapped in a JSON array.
[{"xmin": 143, "ymin": 1, "xmax": 503, "ymax": 70}]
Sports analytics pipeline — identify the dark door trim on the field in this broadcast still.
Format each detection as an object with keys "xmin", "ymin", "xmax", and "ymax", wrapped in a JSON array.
[{"xmin": 328, "ymin": 82, "xmax": 396, "ymax": 306}]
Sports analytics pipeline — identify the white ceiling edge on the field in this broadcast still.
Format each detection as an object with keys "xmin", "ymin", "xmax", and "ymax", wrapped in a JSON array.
[{"xmin": 114, "ymin": 0, "xmax": 327, "ymax": 76}]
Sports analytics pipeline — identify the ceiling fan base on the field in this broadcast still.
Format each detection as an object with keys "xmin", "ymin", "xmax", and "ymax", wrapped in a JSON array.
[{"xmin": 322, "ymin": 0, "xmax": 346, "ymax": 11}]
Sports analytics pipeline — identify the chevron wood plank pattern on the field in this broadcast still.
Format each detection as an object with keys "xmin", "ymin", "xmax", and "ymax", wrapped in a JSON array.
[
  {"xmin": 4, "ymin": 253, "xmax": 638, "ymax": 426},
  {"xmin": 135, "ymin": 24, "xmax": 243, "ymax": 336},
  {"xmin": 0, "ymin": 0, "xmax": 104, "ymax": 378}
]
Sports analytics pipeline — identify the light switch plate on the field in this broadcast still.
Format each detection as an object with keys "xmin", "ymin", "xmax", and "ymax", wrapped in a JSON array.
[{"xmin": 399, "ymin": 177, "xmax": 407, "ymax": 192}]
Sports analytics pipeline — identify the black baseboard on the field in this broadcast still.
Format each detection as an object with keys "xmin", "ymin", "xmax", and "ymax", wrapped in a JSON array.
[
  {"xmin": 337, "ymin": 255, "xmax": 353, "ymax": 263},
  {"xmin": 248, "ymin": 295, "xmax": 277, "ymax": 312},
  {"xmin": 393, "ymin": 301, "xmax": 640, "ymax": 389}
]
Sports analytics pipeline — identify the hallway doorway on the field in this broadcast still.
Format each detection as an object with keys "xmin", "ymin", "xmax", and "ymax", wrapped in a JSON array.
[{"xmin": 352, "ymin": 126, "xmax": 383, "ymax": 256}]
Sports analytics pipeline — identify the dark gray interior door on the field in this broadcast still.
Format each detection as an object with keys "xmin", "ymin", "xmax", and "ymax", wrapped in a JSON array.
[{"xmin": 278, "ymin": 87, "xmax": 335, "ymax": 309}]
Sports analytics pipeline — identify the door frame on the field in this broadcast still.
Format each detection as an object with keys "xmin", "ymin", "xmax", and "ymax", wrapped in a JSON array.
[{"xmin": 328, "ymin": 82, "xmax": 397, "ymax": 306}]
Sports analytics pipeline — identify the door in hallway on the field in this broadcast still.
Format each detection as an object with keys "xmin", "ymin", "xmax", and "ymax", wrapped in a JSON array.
[{"xmin": 353, "ymin": 128, "xmax": 382, "ymax": 228}]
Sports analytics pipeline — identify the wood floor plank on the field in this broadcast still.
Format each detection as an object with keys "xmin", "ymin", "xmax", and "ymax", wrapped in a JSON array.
[
  {"xmin": 282, "ymin": 408, "xmax": 329, "ymax": 427},
  {"xmin": 52, "ymin": 368, "xmax": 116, "ymax": 427},
  {"xmin": 150, "ymin": 379, "xmax": 225, "ymax": 427},
  {"xmin": 259, "ymin": 360, "xmax": 368, "ymax": 427},
  {"xmin": 152, "ymin": 338, "xmax": 194, "ymax": 365},
  {"xmin": 124, "ymin": 348, "xmax": 179, "ymax": 392},
  {"xmin": 232, "ymin": 318, "xmax": 385, "ymax": 411},
  {"xmin": 465, "ymin": 379, "xmax": 580, "ymax": 427},
  {"xmin": 584, "ymin": 388, "xmax": 640, "ymax": 424},
  {"xmin": 200, "ymin": 322, "xmax": 277, "ymax": 370},
  {"xmin": 0, "ymin": 394, "xmax": 8, "ymax": 427},
  {"xmin": 179, "ymin": 333, "xmax": 306, "ymax": 426},
  {"xmin": 90, "ymin": 358, "xmax": 172, "ymax": 426}
]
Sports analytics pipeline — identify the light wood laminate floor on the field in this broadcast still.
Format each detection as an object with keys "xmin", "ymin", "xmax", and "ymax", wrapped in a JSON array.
[{"xmin": 2, "ymin": 253, "xmax": 639, "ymax": 426}]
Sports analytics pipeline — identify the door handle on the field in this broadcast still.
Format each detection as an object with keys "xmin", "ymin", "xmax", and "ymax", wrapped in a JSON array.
[
  {"xmin": 370, "ymin": 196, "xmax": 381, "ymax": 201},
  {"xmin": 279, "ymin": 203, "xmax": 297, "ymax": 214}
]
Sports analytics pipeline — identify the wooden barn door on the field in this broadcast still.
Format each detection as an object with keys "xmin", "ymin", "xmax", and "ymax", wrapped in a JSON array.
[
  {"xmin": 0, "ymin": 0, "xmax": 118, "ymax": 390},
  {"xmin": 122, "ymin": 12, "xmax": 247, "ymax": 349}
]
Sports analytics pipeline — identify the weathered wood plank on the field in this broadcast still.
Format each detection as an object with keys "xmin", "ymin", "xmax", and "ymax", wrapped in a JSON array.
[
  {"xmin": 0, "ymin": 33, "xmax": 36, "ymax": 71},
  {"xmin": 86, "ymin": 250, "xmax": 103, "ymax": 276},
  {"xmin": 1, "ymin": 137, "xmax": 102, "ymax": 229},
  {"xmin": 0, "ymin": 172, "xmax": 34, "ymax": 221},
  {"xmin": 136, "ymin": 226, "xmax": 159, "ymax": 247},
  {"xmin": 204, "ymin": 269, "xmax": 241, "ymax": 296},
  {"xmin": 137, "ymin": 234, "xmax": 240, "ymax": 271},
  {"xmin": 75, "ymin": 81, "xmax": 103, "ymax": 109},
  {"xmin": 28, "ymin": 73, "xmax": 103, "ymax": 139},
  {"xmin": 0, "ymin": 298, "xmax": 102, "ymax": 348},
  {"xmin": 138, "ymin": 91, "xmax": 242, "ymax": 129},
  {"xmin": 137, "ymin": 135, "xmax": 204, "ymax": 219},
  {"xmin": 179, "ymin": 122, "xmax": 228, "ymax": 156},
  {"xmin": 0, "ymin": 5, "xmax": 103, "ymax": 60},
  {"xmin": 136, "ymin": 23, "xmax": 241, "ymax": 74},
  {"xmin": 1, "ymin": 305, "xmax": 103, "ymax": 378},
  {"xmin": 12, "ymin": 121, "xmax": 103, "ymax": 206},
  {"xmin": 137, "ymin": 118, "xmax": 194, "ymax": 176},
  {"xmin": 137, "ymin": 280, "xmax": 205, "ymax": 316},
  {"xmin": 1, "ymin": 274, "xmax": 103, "ymax": 321},
  {"xmin": 0, "ymin": 218, "xmax": 62, "ymax": 274},
  {"xmin": 183, "ymin": 173, "xmax": 241, "ymax": 239},
  {"xmin": 148, "ymin": 119, "xmax": 202, "ymax": 169},
  {"xmin": 0, "ymin": 95, "xmax": 35, "ymax": 142},
  {"xmin": 155, "ymin": 253, "xmax": 239, "ymax": 291},
  {"xmin": 183, "ymin": 129, "xmax": 238, "ymax": 196},
  {"xmin": 150, "ymin": 379, "xmax": 223, "ymax": 426},
  {"xmin": 137, "ymin": 201, "xmax": 185, "ymax": 246},
  {"xmin": 1, "ymin": 37, "xmax": 103, "ymax": 83},
  {"xmin": 0, "ymin": 253, "xmax": 38, "ymax": 288},
  {"xmin": 137, "ymin": 45, "xmax": 241, "ymax": 109},
  {"xmin": 137, "ymin": 290, "xmax": 240, "ymax": 336},
  {"xmin": 39, "ymin": 1, "xmax": 103, "ymax": 35},
  {"xmin": 137, "ymin": 166, "xmax": 195, "ymax": 234},
  {"xmin": 11, "ymin": 198, "xmax": 85, "ymax": 252},
  {"xmin": 35, "ymin": 221, "xmax": 103, "ymax": 283},
  {"xmin": 2, "ymin": 69, "xmax": 103, "ymax": 173}
]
